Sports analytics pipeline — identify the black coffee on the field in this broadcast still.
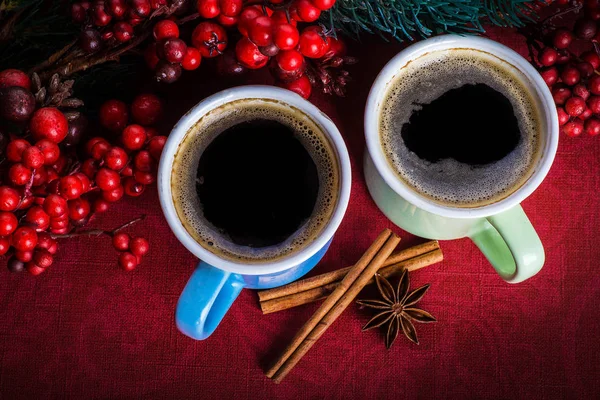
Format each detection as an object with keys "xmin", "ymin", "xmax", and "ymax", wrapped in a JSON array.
[
  {"xmin": 196, "ymin": 119, "xmax": 319, "ymax": 247},
  {"xmin": 401, "ymin": 83, "xmax": 521, "ymax": 166},
  {"xmin": 171, "ymin": 99, "xmax": 339, "ymax": 262},
  {"xmin": 380, "ymin": 49, "xmax": 542, "ymax": 207}
]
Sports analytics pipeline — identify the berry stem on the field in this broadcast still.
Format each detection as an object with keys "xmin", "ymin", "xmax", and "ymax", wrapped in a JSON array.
[{"xmin": 49, "ymin": 214, "xmax": 146, "ymax": 240}]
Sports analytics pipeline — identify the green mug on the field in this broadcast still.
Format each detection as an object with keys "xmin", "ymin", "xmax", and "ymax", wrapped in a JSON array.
[{"xmin": 364, "ymin": 35, "xmax": 559, "ymax": 283}]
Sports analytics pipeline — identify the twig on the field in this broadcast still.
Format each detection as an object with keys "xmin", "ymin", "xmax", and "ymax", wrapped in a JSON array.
[
  {"xmin": 30, "ymin": 40, "xmax": 77, "ymax": 73},
  {"xmin": 540, "ymin": 3, "xmax": 583, "ymax": 27},
  {"xmin": 49, "ymin": 214, "xmax": 146, "ymax": 239}
]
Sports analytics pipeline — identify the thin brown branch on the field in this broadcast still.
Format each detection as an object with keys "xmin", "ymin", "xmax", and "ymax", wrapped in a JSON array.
[
  {"xmin": 49, "ymin": 215, "xmax": 146, "ymax": 240},
  {"xmin": 30, "ymin": 40, "xmax": 78, "ymax": 73}
]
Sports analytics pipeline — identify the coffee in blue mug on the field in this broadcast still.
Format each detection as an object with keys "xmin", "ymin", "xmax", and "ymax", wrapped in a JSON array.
[{"xmin": 158, "ymin": 86, "xmax": 351, "ymax": 340}]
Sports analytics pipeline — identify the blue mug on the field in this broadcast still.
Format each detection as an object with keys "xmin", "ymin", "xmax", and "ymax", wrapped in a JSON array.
[{"xmin": 158, "ymin": 86, "xmax": 352, "ymax": 340}]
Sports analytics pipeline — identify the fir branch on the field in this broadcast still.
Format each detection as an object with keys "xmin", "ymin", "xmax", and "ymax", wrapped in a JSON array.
[{"xmin": 327, "ymin": 0, "xmax": 537, "ymax": 42}]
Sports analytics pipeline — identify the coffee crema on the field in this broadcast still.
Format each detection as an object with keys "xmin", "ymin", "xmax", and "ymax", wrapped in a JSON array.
[
  {"xmin": 379, "ymin": 48, "xmax": 544, "ymax": 208},
  {"xmin": 171, "ymin": 98, "xmax": 339, "ymax": 263}
]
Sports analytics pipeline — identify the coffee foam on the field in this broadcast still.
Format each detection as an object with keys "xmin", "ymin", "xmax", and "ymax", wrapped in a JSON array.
[
  {"xmin": 380, "ymin": 48, "xmax": 543, "ymax": 208},
  {"xmin": 171, "ymin": 98, "xmax": 339, "ymax": 263}
]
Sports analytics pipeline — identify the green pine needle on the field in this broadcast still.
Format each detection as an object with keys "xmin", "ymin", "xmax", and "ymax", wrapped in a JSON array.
[{"xmin": 328, "ymin": 0, "xmax": 537, "ymax": 42}]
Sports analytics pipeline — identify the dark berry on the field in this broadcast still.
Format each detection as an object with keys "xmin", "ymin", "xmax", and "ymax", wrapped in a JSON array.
[
  {"xmin": 560, "ymin": 65, "xmax": 581, "ymax": 86},
  {"xmin": 589, "ymin": 74, "xmax": 600, "ymax": 95},
  {"xmin": 0, "ymin": 69, "xmax": 31, "ymax": 90},
  {"xmin": 113, "ymin": 21, "xmax": 134, "ymax": 42},
  {"xmin": 0, "ymin": 87, "xmax": 36, "ymax": 122},
  {"xmin": 216, "ymin": 49, "xmax": 246, "ymax": 76},
  {"xmin": 79, "ymin": 29, "xmax": 103, "ymax": 54},
  {"xmin": 553, "ymin": 29, "xmax": 574, "ymax": 49},
  {"xmin": 159, "ymin": 38, "xmax": 187, "ymax": 63},
  {"xmin": 259, "ymin": 43, "xmax": 280, "ymax": 57},
  {"xmin": 576, "ymin": 62, "xmax": 594, "ymax": 78},
  {"xmin": 131, "ymin": 94, "xmax": 163, "ymax": 125},
  {"xmin": 155, "ymin": 61, "xmax": 182, "ymax": 84},
  {"xmin": 575, "ymin": 18, "xmax": 597, "ymax": 40},
  {"xmin": 99, "ymin": 99, "xmax": 129, "ymax": 132},
  {"xmin": 7, "ymin": 257, "xmax": 25, "ymax": 273},
  {"xmin": 64, "ymin": 115, "xmax": 88, "ymax": 147}
]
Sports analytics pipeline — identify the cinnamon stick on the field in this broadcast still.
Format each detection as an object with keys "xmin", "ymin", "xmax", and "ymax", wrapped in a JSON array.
[
  {"xmin": 258, "ymin": 240, "xmax": 439, "ymax": 303},
  {"xmin": 266, "ymin": 230, "xmax": 401, "ymax": 383},
  {"xmin": 260, "ymin": 248, "xmax": 443, "ymax": 314}
]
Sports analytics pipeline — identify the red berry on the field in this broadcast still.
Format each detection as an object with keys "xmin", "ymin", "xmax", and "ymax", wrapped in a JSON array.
[
  {"xmin": 121, "ymin": 165, "xmax": 134, "ymax": 177},
  {"xmin": 299, "ymin": 28, "xmax": 328, "ymax": 58},
  {"xmin": 144, "ymin": 43, "xmax": 160, "ymax": 70},
  {"xmin": 577, "ymin": 62, "xmax": 594, "ymax": 78},
  {"xmin": 106, "ymin": 0, "xmax": 127, "ymax": 19},
  {"xmin": 123, "ymin": 177, "xmax": 145, "ymax": 197},
  {"xmin": 238, "ymin": 6, "xmax": 262, "ymax": 37},
  {"xmin": 0, "ymin": 237, "xmax": 10, "ymax": 255},
  {"xmin": 113, "ymin": 22, "xmax": 134, "ymax": 43},
  {"xmin": 102, "ymin": 185, "xmax": 124, "ymax": 202},
  {"xmin": 159, "ymin": 38, "xmax": 187, "ymax": 63},
  {"xmin": 147, "ymin": 135, "xmax": 167, "ymax": 160},
  {"xmin": 293, "ymin": 0, "xmax": 321, "ymax": 22},
  {"xmin": 130, "ymin": 237, "xmax": 150, "ymax": 256},
  {"xmin": 277, "ymin": 49, "xmax": 304, "ymax": 71},
  {"xmin": 74, "ymin": 173, "xmax": 91, "ymax": 193},
  {"xmin": 16, "ymin": 250, "xmax": 33, "ymax": 263},
  {"xmin": 133, "ymin": 170, "xmax": 155, "ymax": 185},
  {"xmin": 281, "ymin": 75, "xmax": 312, "ymax": 99},
  {"xmin": 580, "ymin": 107, "xmax": 593, "ymax": 120},
  {"xmin": 96, "ymin": 168, "xmax": 121, "ymax": 191},
  {"xmin": 134, "ymin": 150, "xmax": 154, "ymax": 172},
  {"xmin": 553, "ymin": 29, "xmax": 573, "ymax": 49},
  {"xmin": 11, "ymin": 226, "xmax": 37, "ymax": 252},
  {"xmin": 248, "ymin": 16, "xmax": 273, "ymax": 46},
  {"xmin": 540, "ymin": 67, "xmax": 558, "ymax": 87},
  {"xmin": 574, "ymin": 84, "xmax": 590, "ymax": 101},
  {"xmin": 274, "ymin": 23, "xmax": 300, "ymax": 51},
  {"xmin": 71, "ymin": 2, "xmax": 87, "ymax": 23},
  {"xmin": 560, "ymin": 65, "xmax": 580, "ymax": 86},
  {"xmin": 104, "ymin": 146, "xmax": 129, "ymax": 171},
  {"xmin": 35, "ymin": 140, "xmax": 60, "ymax": 165},
  {"xmin": 90, "ymin": 140, "xmax": 111, "ymax": 161},
  {"xmin": 67, "ymin": 198, "xmax": 90, "ymax": 221},
  {"xmin": 582, "ymin": 51, "xmax": 600, "ymax": 69},
  {"xmin": 538, "ymin": 47, "xmax": 558, "ymax": 67},
  {"xmin": 25, "ymin": 206, "xmax": 50, "ymax": 232},
  {"xmin": 59, "ymin": 176, "xmax": 83, "ymax": 199},
  {"xmin": 25, "ymin": 262, "xmax": 45, "ymax": 275},
  {"xmin": 217, "ymin": 14, "xmax": 238, "ymax": 27},
  {"xmin": 22, "ymin": 146, "xmax": 44, "ymax": 169},
  {"xmin": 131, "ymin": 94, "xmax": 163, "ymax": 125},
  {"xmin": 0, "ymin": 69, "xmax": 31, "ymax": 90},
  {"xmin": 93, "ymin": 198, "xmax": 110, "ymax": 213},
  {"xmin": 112, "ymin": 232, "xmax": 131, "ymax": 251},
  {"xmin": 33, "ymin": 249, "xmax": 53, "ymax": 268},
  {"xmin": 153, "ymin": 20, "xmax": 179, "ymax": 40},
  {"xmin": 9, "ymin": 163, "xmax": 32, "ymax": 186},
  {"xmin": 197, "ymin": 0, "xmax": 220, "ymax": 18},
  {"xmin": 565, "ymin": 96, "xmax": 586, "ymax": 117},
  {"xmin": 7, "ymin": 139, "xmax": 30, "ymax": 162},
  {"xmin": 81, "ymin": 159, "xmax": 98, "ymax": 179},
  {"xmin": 587, "ymin": 95, "xmax": 600, "ymax": 113},
  {"xmin": 192, "ymin": 22, "xmax": 228, "ymax": 58},
  {"xmin": 131, "ymin": 0, "xmax": 151, "ymax": 17},
  {"xmin": 552, "ymin": 85, "xmax": 572, "ymax": 105},
  {"xmin": 219, "ymin": 0, "xmax": 242, "ymax": 16},
  {"xmin": 119, "ymin": 251, "xmax": 138, "ymax": 271},
  {"xmin": 312, "ymin": 0, "xmax": 335, "ymax": 10},
  {"xmin": 92, "ymin": 2, "xmax": 112, "ymax": 26},
  {"xmin": 122, "ymin": 124, "xmax": 147, "ymax": 150},
  {"xmin": 37, "ymin": 232, "xmax": 58, "ymax": 254},
  {"xmin": 562, "ymin": 119, "xmax": 584, "ymax": 137},
  {"xmin": 0, "ymin": 186, "xmax": 20, "ymax": 211},
  {"xmin": 44, "ymin": 194, "xmax": 68, "ymax": 217},
  {"xmin": 590, "ymin": 75, "xmax": 600, "ymax": 95},
  {"xmin": 29, "ymin": 107, "xmax": 68, "ymax": 143},
  {"xmin": 182, "ymin": 47, "xmax": 202, "ymax": 70},
  {"xmin": 585, "ymin": 117, "xmax": 600, "ymax": 135},
  {"xmin": 0, "ymin": 211, "xmax": 18, "ymax": 236},
  {"xmin": 235, "ymin": 37, "xmax": 269, "ymax": 69}
]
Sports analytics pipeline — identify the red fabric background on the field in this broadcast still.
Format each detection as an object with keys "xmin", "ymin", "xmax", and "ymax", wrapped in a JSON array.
[{"xmin": 1, "ymin": 28, "xmax": 599, "ymax": 399}]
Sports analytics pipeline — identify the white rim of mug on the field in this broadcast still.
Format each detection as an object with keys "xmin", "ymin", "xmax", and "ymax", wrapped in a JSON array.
[
  {"xmin": 364, "ymin": 35, "xmax": 559, "ymax": 219},
  {"xmin": 158, "ymin": 86, "xmax": 352, "ymax": 275}
]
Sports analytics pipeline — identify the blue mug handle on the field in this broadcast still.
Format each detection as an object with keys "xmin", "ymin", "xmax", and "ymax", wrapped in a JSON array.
[{"xmin": 175, "ymin": 262, "xmax": 245, "ymax": 340}]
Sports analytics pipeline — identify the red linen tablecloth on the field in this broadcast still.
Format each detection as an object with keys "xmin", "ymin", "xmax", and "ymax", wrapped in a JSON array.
[{"xmin": 1, "ymin": 28, "xmax": 599, "ymax": 399}]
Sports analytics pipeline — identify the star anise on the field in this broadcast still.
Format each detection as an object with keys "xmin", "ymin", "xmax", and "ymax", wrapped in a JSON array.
[
  {"xmin": 357, "ymin": 269, "xmax": 436, "ymax": 349},
  {"xmin": 30, "ymin": 72, "xmax": 84, "ymax": 114}
]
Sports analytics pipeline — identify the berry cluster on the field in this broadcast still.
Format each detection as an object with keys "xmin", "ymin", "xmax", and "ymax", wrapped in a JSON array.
[
  {"xmin": 533, "ymin": 0, "xmax": 600, "ymax": 137},
  {"xmin": 144, "ymin": 0, "xmax": 348, "ymax": 98},
  {"xmin": 112, "ymin": 232, "xmax": 150, "ymax": 271},
  {"xmin": 0, "ymin": 68, "xmax": 161, "ymax": 275},
  {"xmin": 71, "ymin": 0, "xmax": 183, "ymax": 53}
]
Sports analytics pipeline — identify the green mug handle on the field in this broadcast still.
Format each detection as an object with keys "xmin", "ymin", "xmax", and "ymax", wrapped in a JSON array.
[{"xmin": 469, "ymin": 205, "xmax": 545, "ymax": 283}]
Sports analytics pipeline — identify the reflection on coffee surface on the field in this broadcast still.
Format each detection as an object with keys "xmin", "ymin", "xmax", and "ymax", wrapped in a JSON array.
[
  {"xmin": 380, "ymin": 49, "xmax": 543, "ymax": 207},
  {"xmin": 171, "ymin": 99, "xmax": 339, "ymax": 263}
]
